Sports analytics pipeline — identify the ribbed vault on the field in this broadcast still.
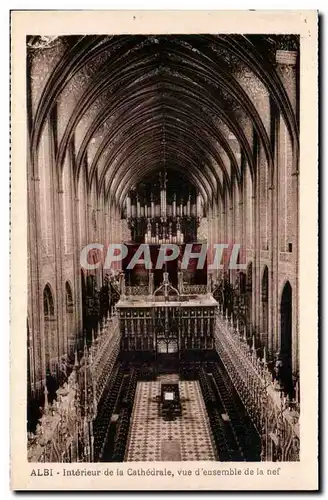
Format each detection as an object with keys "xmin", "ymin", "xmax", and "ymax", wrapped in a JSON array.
[{"xmin": 27, "ymin": 34, "xmax": 299, "ymax": 209}]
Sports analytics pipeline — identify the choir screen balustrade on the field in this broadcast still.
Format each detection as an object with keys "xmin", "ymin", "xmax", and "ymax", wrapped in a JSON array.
[
  {"xmin": 27, "ymin": 305, "xmax": 300, "ymax": 463},
  {"xmin": 116, "ymin": 298, "xmax": 217, "ymax": 353},
  {"xmin": 214, "ymin": 311, "xmax": 300, "ymax": 462},
  {"xmin": 124, "ymin": 283, "xmax": 208, "ymax": 297},
  {"xmin": 27, "ymin": 314, "xmax": 121, "ymax": 463}
]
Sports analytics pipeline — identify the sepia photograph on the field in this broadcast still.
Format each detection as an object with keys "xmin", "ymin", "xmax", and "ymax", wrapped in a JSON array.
[{"xmin": 10, "ymin": 10, "xmax": 318, "ymax": 491}]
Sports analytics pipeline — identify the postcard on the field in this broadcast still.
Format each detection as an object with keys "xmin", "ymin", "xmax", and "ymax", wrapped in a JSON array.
[{"xmin": 10, "ymin": 10, "xmax": 318, "ymax": 491}]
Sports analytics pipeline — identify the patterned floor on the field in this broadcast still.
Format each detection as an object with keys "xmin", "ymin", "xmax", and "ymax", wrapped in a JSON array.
[{"xmin": 125, "ymin": 378, "xmax": 217, "ymax": 461}]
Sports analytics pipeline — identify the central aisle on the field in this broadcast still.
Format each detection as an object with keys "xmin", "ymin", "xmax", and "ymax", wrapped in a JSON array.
[{"xmin": 125, "ymin": 377, "xmax": 217, "ymax": 461}]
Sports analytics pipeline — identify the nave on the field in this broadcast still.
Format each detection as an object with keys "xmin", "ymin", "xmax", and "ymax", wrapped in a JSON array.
[
  {"xmin": 26, "ymin": 33, "xmax": 300, "ymax": 464},
  {"xmin": 27, "ymin": 307, "xmax": 299, "ymax": 464},
  {"xmin": 92, "ymin": 355, "xmax": 261, "ymax": 463}
]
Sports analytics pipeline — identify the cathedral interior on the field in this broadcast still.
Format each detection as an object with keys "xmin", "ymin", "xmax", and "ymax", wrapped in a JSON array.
[{"xmin": 27, "ymin": 34, "xmax": 300, "ymax": 463}]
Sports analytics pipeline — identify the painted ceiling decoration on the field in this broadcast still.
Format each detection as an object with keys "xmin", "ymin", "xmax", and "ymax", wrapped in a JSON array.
[{"xmin": 27, "ymin": 34, "xmax": 299, "ymax": 208}]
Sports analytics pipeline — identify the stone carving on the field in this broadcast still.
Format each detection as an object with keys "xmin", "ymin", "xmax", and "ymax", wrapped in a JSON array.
[
  {"xmin": 27, "ymin": 316, "xmax": 120, "ymax": 462},
  {"xmin": 214, "ymin": 311, "xmax": 300, "ymax": 461}
]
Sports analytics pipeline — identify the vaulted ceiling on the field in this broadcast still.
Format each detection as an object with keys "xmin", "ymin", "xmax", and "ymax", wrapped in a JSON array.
[{"xmin": 27, "ymin": 34, "xmax": 299, "ymax": 208}]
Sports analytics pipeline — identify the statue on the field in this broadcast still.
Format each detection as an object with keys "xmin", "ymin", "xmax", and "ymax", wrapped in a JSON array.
[{"xmin": 274, "ymin": 351, "xmax": 284, "ymax": 389}]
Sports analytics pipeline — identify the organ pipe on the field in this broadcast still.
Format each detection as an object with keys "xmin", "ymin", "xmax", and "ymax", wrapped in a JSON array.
[
  {"xmin": 196, "ymin": 193, "xmax": 201, "ymax": 217},
  {"xmin": 126, "ymin": 195, "xmax": 131, "ymax": 218},
  {"xmin": 187, "ymin": 195, "xmax": 191, "ymax": 217},
  {"xmin": 129, "ymin": 175, "xmax": 201, "ymax": 244},
  {"xmin": 136, "ymin": 196, "xmax": 141, "ymax": 218},
  {"xmin": 172, "ymin": 194, "xmax": 176, "ymax": 217}
]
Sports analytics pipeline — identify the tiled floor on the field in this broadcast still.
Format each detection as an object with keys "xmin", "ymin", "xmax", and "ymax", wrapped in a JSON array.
[{"xmin": 125, "ymin": 378, "xmax": 217, "ymax": 461}]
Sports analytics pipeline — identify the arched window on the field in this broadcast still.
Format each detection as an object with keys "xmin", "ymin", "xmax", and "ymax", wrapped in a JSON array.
[
  {"xmin": 43, "ymin": 285, "xmax": 55, "ymax": 319},
  {"xmin": 259, "ymin": 145, "xmax": 269, "ymax": 251},
  {"xmin": 91, "ymin": 179, "xmax": 98, "ymax": 240},
  {"xmin": 245, "ymin": 167, "xmax": 253, "ymax": 249},
  {"xmin": 43, "ymin": 284, "xmax": 54, "ymax": 318},
  {"xmin": 43, "ymin": 284, "xmax": 56, "ymax": 374},
  {"xmin": 279, "ymin": 119, "xmax": 294, "ymax": 253},
  {"xmin": 261, "ymin": 266, "xmax": 269, "ymax": 302},
  {"xmin": 38, "ymin": 123, "xmax": 54, "ymax": 255},
  {"xmin": 65, "ymin": 281, "xmax": 74, "ymax": 313},
  {"xmin": 65, "ymin": 281, "xmax": 74, "ymax": 357},
  {"xmin": 62, "ymin": 154, "xmax": 73, "ymax": 254},
  {"xmin": 78, "ymin": 164, "xmax": 87, "ymax": 248}
]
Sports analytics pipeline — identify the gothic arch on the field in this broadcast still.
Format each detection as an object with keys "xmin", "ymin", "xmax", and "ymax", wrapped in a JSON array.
[
  {"xmin": 28, "ymin": 35, "xmax": 299, "ymax": 214},
  {"xmin": 43, "ymin": 283, "xmax": 55, "ymax": 318},
  {"xmin": 65, "ymin": 281, "xmax": 74, "ymax": 311}
]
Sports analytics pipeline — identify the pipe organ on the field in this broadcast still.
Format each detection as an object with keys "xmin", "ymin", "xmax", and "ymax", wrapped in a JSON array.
[{"xmin": 124, "ymin": 171, "xmax": 203, "ymax": 244}]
